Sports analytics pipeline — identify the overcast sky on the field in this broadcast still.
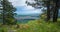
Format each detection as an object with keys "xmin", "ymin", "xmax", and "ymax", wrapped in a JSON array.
[{"xmin": 9, "ymin": 0, "xmax": 42, "ymax": 15}]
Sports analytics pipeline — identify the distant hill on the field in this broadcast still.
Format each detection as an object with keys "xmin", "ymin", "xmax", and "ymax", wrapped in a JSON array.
[
  {"xmin": 15, "ymin": 14, "xmax": 40, "ymax": 20},
  {"xmin": 15, "ymin": 14, "xmax": 40, "ymax": 17}
]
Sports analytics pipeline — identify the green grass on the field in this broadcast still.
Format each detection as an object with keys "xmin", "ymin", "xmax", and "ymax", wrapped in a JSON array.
[{"xmin": 0, "ymin": 19, "xmax": 60, "ymax": 32}]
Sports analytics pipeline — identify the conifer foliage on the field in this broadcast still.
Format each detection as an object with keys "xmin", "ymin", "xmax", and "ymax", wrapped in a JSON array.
[{"xmin": 0, "ymin": 0, "xmax": 16, "ymax": 25}]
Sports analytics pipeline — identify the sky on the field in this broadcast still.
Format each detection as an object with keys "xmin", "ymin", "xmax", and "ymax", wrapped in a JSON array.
[{"xmin": 9, "ymin": 0, "xmax": 42, "ymax": 15}]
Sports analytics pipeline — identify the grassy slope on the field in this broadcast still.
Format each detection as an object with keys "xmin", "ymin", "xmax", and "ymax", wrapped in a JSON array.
[{"xmin": 0, "ymin": 19, "xmax": 60, "ymax": 32}]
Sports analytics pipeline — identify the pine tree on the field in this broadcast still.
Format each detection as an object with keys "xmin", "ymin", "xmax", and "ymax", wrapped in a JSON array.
[{"xmin": 1, "ymin": 0, "xmax": 16, "ymax": 25}]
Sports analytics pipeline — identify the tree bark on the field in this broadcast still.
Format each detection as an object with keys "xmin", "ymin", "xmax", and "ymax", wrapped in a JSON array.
[
  {"xmin": 53, "ymin": 0, "xmax": 59, "ymax": 22},
  {"xmin": 46, "ymin": 0, "xmax": 50, "ymax": 21},
  {"xmin": 2, "ymin": 0, "xmax": 6, "ymax": 24}
]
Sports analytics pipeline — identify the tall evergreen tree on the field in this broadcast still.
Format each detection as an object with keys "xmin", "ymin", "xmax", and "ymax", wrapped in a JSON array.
[{"xmin": 1, "ymin": 0, "xmax": 16, "ymax": 25}]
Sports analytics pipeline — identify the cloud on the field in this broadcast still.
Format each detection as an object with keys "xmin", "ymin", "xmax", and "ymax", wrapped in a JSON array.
[
  {"xmin": 27, "ymin": 0, "xmax": 36, "ymax": 4},
  {"xmin": 15, "ymin": 7, "xmax": 42, "ymax": 15},
  {"xmin": 9, "ymin": 0, "xmax": 35, "ymax": 10},
  {"xmin": 9, "ymin": 0, "xmax": 26, "ymax": 7},
  {"xmin": 9, "ymin": 0, "xmax": 42, "ymax": 15}
]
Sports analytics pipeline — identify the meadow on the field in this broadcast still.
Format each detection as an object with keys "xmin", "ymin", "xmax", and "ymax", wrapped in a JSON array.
[{"xmin": 0, "ymin": 19, "xmax": 60, "ymax": 32}]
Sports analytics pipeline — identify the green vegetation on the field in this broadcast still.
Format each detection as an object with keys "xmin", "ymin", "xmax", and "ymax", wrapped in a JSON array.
[
  {"xmin": 0, "ymin": 0, "xmax": 16, "ymax": 25},
  {"xmin": 0, "ymin": 0, "xmax": 60, "ymax": 32},
  {"xmin": 0, "ymin": 19, "xmax": 60, "ymax": 32}
]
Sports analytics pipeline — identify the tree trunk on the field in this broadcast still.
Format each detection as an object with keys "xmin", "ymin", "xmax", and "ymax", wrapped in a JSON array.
[
  {"xmin": 53, "ymin": 0, "xmax": 59, "ymax": 22},
  {"xmin": 2, "ymin": 0, "xmax": 6, "ymax": 24},
  {"xmin": 46, "ymin": 0, "xmax": 50, "ymax": 21}
]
